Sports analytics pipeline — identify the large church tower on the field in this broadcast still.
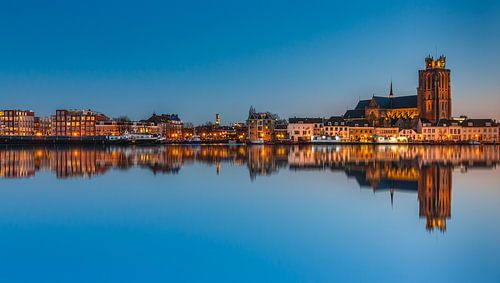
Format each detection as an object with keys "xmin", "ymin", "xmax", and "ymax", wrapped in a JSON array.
[{"xmin": 417, "ymin": 55, "xmax": 451, "ymax": 122}]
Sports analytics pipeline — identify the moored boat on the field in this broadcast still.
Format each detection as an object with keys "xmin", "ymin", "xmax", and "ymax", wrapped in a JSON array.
[
  {"xmin": 249, "ymin": 138, "xmax": 265, "ymax": 144},
  {"xmin": 310, "ymin": 135, "xmax": 341, "ymax": 144},
  {"xmin": 122, "ymin": 132, "xmax": 161, "ymax": 145}
]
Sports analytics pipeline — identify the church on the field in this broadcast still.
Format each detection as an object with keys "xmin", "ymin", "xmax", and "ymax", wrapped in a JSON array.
[{"xmin": 344, "ymin": 55, "xmax": 452, "ymax": 126}]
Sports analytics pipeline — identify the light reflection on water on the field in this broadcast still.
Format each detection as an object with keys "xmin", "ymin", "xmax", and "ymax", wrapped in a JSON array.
[{"xmin": 0, "ymin": 145, "xmax": 499, "ymax": 282}]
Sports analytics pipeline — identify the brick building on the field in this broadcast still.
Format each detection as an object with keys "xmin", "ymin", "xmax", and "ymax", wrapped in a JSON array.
[{"xmin": 0, "ymin": 110, "xmax": 35, "ymax": 136}]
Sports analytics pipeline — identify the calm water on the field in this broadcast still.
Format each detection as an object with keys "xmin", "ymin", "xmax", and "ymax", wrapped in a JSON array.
[{"xmin": 0, "ymin": 145, "xmax": 499, "ymax": 282}]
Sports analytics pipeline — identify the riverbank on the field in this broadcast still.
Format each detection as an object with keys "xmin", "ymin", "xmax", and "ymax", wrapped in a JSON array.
[{"xmin": 0, "ymin": 135, "xmax": 496, "ymax": 145}]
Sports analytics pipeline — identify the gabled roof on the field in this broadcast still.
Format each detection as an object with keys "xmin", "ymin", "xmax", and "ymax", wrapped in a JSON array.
[
  {"xmin": 344, "ymin": 109, "xmax": 365, "ymax": 119},
  {"xmin": 353, "ymin": 95, "xmax": 417, "ymax": 110},
  {"xmin": 144, "ymin": 113, "xmax": 181, "ymax": 124},
  {"xmin": 288, "ymin": 117, "xmax": 324, "ymax": 124},
  {"xmin": 325, "ymin": 116, "xmax": 347, "ymax": 124},
  {"xmin": 354, "ymin": 100, "xmax": 371, "ymax": 110},
  {"xmin": 248, "ymin": 112, "xmax": 278, "ymax": 120},
  {"xmin": 461, "ymin": 119, "xmax": 497, "ymax": 127},
  {"xmin": 391, "ymin": 95, "xmax": 418, "ymax": 108},
  {"xmin": 435, "ymin": 118, "xmax": 460, "ymax": 127},
  {"xmin": 347, "ymin": 119, "xmax": 372, "ymax": 127}
]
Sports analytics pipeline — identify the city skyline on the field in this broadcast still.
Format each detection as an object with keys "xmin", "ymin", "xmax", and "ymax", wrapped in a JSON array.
[{"xmin": 0, "ymin": 1, "xmax": 499, "ymax": 124}]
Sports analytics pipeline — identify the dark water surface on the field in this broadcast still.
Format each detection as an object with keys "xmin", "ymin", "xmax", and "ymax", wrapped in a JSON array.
[{"xmin": 0, "ymin": 145, "xmax": 499, "ymax": 282}]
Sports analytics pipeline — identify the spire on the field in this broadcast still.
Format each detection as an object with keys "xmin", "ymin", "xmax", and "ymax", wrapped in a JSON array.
[{"xmin": 389, "ymin": 81, "xmax": 394, "ymax": 98}]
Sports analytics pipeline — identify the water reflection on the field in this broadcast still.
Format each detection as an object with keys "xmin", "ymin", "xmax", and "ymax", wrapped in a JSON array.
[{"xmin": 1, "ymin": 144, "xmax": 498, "ymax": 232}]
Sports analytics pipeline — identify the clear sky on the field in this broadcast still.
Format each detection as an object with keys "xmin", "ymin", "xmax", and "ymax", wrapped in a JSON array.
[{"xmin": 0, "ymin": 0, "xmax": 499, "ymax": 124}]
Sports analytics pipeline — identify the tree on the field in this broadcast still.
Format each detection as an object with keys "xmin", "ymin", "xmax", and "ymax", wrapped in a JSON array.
[{"xmin": 114, "ymin": 116, "xmax": 131, "ymax": 122}]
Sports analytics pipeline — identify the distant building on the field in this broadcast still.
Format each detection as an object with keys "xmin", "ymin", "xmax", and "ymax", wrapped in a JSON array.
[
  {"xmin": 131, "ymin": 122, "xmax": 159, "ymax": 135},
  {"xmin": 215, "ymin": 114, "xmax": 220, "ymax": 126},
  {"xmin": 344, "ymin": 83, "xmax": 418, "ymax": 126},
  {"xmin": 54, "ymin": 109, "xmax": 107, "ymax": 137},
  {"xmin": 344, "ymin": 55, "xmax": 453, "ymax": 125},
  {"xmin": 274, "ymin": 124, "xmax": 288, "ymax": 141},
  {"xmin": 34, "ymin": 117, "xmax": 52, "ymax": 136},
  {"xmin": 96, "ymin": 121, "xmax": 121, "ymax": 136},
  {"xmin": 399, "ymin": 128, "xmax": 421, "ymax": 141},
  {"xmin": 246, "ymin": 106, "xmax": 278, "ymax": 143},
  {"xmin": 374, "ymin": 126, "xmax": 400, "ymax": 138},
  {"xmin": 144, "ymin": 113, "xmax": 183, "ymax": 139},
  {"xmin": 0, "ymin": 110, "xmax": 35, "ymax": 136},
  {"xmin": 417, "ymin": 55, "xmax": 452, "ymax": 123},
  {"xmin": 348, "ymin": 119, "xmax": 374, "ymax": 142},
  {"xmin": 461, "ymin": 119, "xmax": 498, "ymax": 142},
  {"xmin": 287, "ymin": 117, "xmax": 323, "ymax": 142},
  {"xmin": 274, "ymin": 120, "xmax": 289, "ymax": 141},
  {"xmin": 417, "ymin": 118, "xmax": 498, "ymax": 143},
  {"xmin": 323, "ymin": 116, "xmax": 349, "ymax": 140}
]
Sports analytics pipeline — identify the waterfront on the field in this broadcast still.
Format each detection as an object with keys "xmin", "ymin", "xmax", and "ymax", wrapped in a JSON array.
[{"xmin": 0, "ymin": 145, "xmax": 499, "ymax": 282}]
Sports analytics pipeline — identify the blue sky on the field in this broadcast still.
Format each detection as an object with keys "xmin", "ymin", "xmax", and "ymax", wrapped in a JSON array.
[{"xmin": 0, "ymin": 0, "xmax": 499, "ymax": 124}]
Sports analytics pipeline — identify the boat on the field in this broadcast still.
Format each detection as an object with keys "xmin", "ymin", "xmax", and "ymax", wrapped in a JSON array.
[
  {"xmin": 106, "ymin": 135, "xmax": 128, "ymax": 144},
  {"xmin": 310, "ymin": 135, "xmax": 341, "ymax": 144},
  {"xmin": 249, "ymin": 138, "xmax": 265, "ymax": 144},
  {"xmin": 187, "ymin": 129, "xmax": 202, "ymax": 144},
  {"xmin": 188, "ymin": 135, "xmax": 201, "ymax": 144},
  {"xmin": 469, "ymin": 140, "xmax": 481, "ymax": 145},
  {"xmin": 122, "ymin": 131, "xmax": 161, "ymax": 145}
]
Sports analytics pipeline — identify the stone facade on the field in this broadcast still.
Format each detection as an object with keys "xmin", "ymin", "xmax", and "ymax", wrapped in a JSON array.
[{"xmin": 417, "ymin": 55, "xmax": 452, "ymax": 123}]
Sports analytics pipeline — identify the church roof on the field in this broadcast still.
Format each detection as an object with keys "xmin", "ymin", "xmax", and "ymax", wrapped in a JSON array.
[
  {"xmin": 353, "ymin": 95, "xmax": 417, "ymax": 111},
  {"xmin": 344, "ymin": 109, "xmax": 365, "ymax": 119},
  {"xmin": 391, "ymin": 95, "xmax": 417, "ymax": 109}
]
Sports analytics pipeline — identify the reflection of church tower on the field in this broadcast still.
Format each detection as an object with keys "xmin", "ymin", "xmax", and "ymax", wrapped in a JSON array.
[
  {"xmin": 417, "ymin": 55, "xmax": 451, "ymax": 123},
  {"xmin": 418, "ymin": 165, "xmax": 452, "ymax": 232}
]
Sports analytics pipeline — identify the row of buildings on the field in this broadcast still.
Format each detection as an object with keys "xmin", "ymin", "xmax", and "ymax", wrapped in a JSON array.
[
  {"xmin": 0, "ymin": 109, "xmax": 183, "ymax": 138},
  {"xmin": 1, "ymin": 56, "xmax": 498, "ymax": 143},
  {"xmin": 247, "ymin": 55, "xmax": 499, "ymax": 143}
]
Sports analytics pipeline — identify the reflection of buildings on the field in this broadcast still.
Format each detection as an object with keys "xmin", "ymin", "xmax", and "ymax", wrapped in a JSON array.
[
  {"xmin": 418, "ymin": 166, "xmax": 451, "ymax": 232},
  {"xmin": 0, "ymin": 145, "xmax": 498, "ymax": 232},
  {"xmin": 247, "ymin": 145, "xmax": 288, "ymax": 180},
  {"xmin": 0, "ymin": 150, "xmax": 36, "ymax": 178}
]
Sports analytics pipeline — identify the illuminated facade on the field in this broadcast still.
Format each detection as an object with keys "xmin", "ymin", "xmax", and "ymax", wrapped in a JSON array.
[
  {"xmin": 417, "ymin": 55, "xmax": 452, "ymax": 123},
  {"xmin": 460, "ymin": 119, "xmax": 499, "ymax": 142},
  {"xmin": 0, "ymin": 110, "xmax": 35, "ymax": 136},
  {"xmin": 348, "ymin": 120, "xmax": 374, "ymax": 142},
  {"xmin": 247, "ymin": 106, "xmax": 277, "ymax": 142},
  {"xmin": 344, "ymin": 83, "xmax": 419, "ymax": 126},
  {"xmin": 323, "ymin": 116, "xmax": 349, "ymax": 140},
  {"xmin": 144, "ymin": 113, "xmax": 183, "ymax": 139},
  {"xmin": 274, "ymin": 124, "xmax": 289, "ymax": 141},
  {"xmin": 34, "ymin": 117, "xmax": 52, "ymax": 136},
  {"xmin": 418, "ymin": 166, "xmax": 452, "ymax": 232},
  {"xmin": 287, "ymin": 118, "xmax": 323, "ymax": 142},
  {"xmin": 96, "ymin": 121, "xmax": 121, "ymax": 136},
  {"xmin": 54, "ymin": 109, "xmax": 108, "ymax": 137}
]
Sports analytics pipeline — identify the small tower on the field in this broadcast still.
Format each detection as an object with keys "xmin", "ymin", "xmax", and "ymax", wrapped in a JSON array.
[
  {"xmin": 389, "ymin": 81, "xmax": 394, "ymax": 98},
  {"xmin": 215, "ymin": 113, "xmax": 220, "ymax": 126}
]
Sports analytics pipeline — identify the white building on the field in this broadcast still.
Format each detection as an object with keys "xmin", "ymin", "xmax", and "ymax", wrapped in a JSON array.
[{"xmin": 287, "ymin": 118, "xmax": 324, "ymax": 142}]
